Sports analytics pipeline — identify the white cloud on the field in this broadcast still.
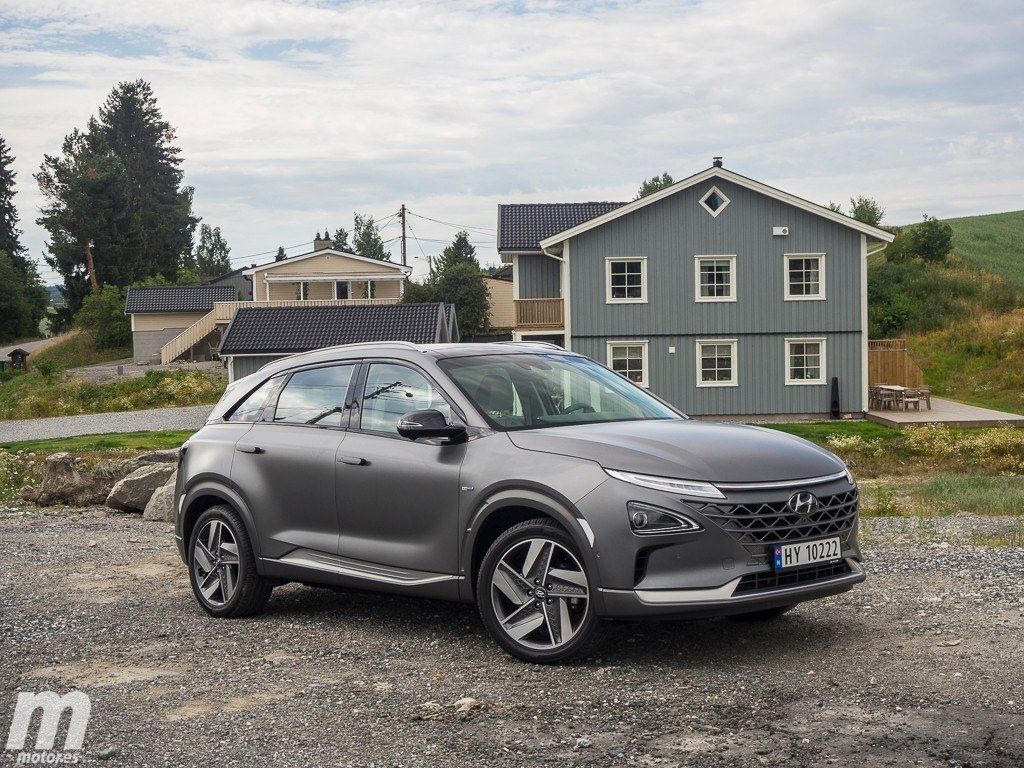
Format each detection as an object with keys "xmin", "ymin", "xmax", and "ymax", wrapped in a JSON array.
[{"xmin": 1, "ymin": 0, "xmax": 1022, "ymax": 283}]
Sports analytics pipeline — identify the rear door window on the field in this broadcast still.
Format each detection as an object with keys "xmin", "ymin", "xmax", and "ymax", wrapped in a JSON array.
[
  {"xmin": 226, "ymin": 378, "xmax": 278, "ymax": 422},
  {"xmin": 272, "ymin": 365, "xmax": 356, "ymax": 427}
]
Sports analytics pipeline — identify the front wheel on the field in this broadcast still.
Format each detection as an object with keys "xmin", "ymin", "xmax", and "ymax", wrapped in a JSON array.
[{"xmin": 477, "ymin": 519, "xmax": 601, "ymax": 663}]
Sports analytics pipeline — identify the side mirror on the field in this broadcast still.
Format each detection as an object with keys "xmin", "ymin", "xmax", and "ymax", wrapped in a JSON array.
[{"xmin": 397, "ymin": 409, "xmax": 467, "ymax": 442}]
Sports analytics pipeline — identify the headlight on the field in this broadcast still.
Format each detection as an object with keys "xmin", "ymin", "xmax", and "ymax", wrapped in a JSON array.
[
  {"xmin": 627, "ymin": 501, "xmax": 701, "ymax": 535},
  {"xmin": 605, "ymin": 468, "xmax": 725, "ymax": 499},
  {"xmin": 844, "ymin": 466, "xmax": 856, "ymax": 485}
]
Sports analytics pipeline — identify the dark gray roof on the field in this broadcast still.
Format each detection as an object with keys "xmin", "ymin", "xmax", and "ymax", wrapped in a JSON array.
[
  {"xmin": 498, "ymin": 202, "xmax": 626, "ymax": 253},
  {"xmin": 219, "ymin": 303, "xmax": 454, "ymax": 356},
  {"xmin": 125, "ymin": 285, "xmax": 237, "ymax": 314}
]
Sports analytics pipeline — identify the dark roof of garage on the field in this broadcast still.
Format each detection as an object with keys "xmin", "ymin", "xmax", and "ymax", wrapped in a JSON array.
[
  {"xmin": 497, "ymin": 202, "xmax": 626, "ymax": 253},
  {"xmin": 125, "ymin": 285, "xmax": 237, "ymax": 314},
  {"xmin": 219, "ymin": 303, "xmax": 457, "ymax": 355}
]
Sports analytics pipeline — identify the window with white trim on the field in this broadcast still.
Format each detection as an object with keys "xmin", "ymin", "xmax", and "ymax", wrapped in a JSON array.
[
  {"xmin": 786, "ymin": 338, "xmax": 826, "ymax": 385},
  {"xmin": 607, "ymin": 341, "xmax": 649, "ymax": 386},
  {"xmin": 696, "ymin": 340, "xmax": 737, "ymax": 387},
  {"xmin": 785, "ymin": 254, "xmax": 825, "ymax": 300},
  {"xmin": 605, "ymin": 258, "xmax": 647, "ymax": 303},
  {"xmin": 695, "ymin": 256, "xmax": 736, "ymax": 301},
  {"xmin": 699, "ymin": 186, "xmax": 730, "ymax": 217}
]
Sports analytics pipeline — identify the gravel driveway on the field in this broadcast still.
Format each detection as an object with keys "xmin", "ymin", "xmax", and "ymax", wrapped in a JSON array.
[
  {"xmin": 0, "ymin": 405, "xmax": 212, "ymax": 443},
  {"xmin": 1, "ymin": 510, "xmax": 1021, "ymax": 767}
]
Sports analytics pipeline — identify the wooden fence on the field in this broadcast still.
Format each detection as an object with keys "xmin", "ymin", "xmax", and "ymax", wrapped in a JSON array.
[{"xmin": 868, "ymin": 339, "xmax": 925, "ymax": 388}]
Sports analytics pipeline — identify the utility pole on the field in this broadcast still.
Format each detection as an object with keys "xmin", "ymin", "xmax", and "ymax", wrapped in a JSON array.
[{"xmin": 399, "ymin": 204, "xmax": 407, "ymax": 267}]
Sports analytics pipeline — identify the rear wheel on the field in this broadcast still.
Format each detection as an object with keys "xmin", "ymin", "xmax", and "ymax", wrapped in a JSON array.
[
  {"xmin": 188, "ymin": 505, "xmax": 272, "ymax": 618},
  {"xmin": 477, "ymin": 519, "xmax": 601, "ymax": 663},
  {"xmin": 729, "ymin": 604, "xmax": 794, "ymax": 622}
]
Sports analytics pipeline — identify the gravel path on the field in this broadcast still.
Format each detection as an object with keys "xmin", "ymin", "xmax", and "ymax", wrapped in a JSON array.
[
  {"xmin": 0, "ymin": 336, "xmax": 57, "ymax": 359},
  {"xmin": 0, "ymin": 404, "xmax": 213, "ymax": 443},
  {"xmin": 0, "ymin": 509, "xmax": 1021, "ymax": 766}
]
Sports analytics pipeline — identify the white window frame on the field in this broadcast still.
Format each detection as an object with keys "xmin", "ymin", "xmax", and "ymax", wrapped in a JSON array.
[
  {"xmin": 333, "ymin": 280, "xmax": 350, "ymax": 300},
  {"xmin": 784, "ymin": 253, "xmax": 826, "ymax": 301},
  {"xmin": 785, "ymin": 337, "xmax": 827, "ymax": 386},
  {"xmin": 694, "ymin": 255, "xmax": 737, "ymax": 303},
  {"xmin": 298, "ymin": 281, "xmax": 309, "ymax": 300},
  {"xmin": 698, "ymin": 185, "xmax": 731, "ymax": 218},
  {"xmin": 606, "ymin": 339, "xmax": 650, "ymax": 388},
  {"xmin": 605, "ymin": 258, "xmax": 648, "ymax": 304},
  {"xmin": 695, "ymin": 339, "xmax": 738, "ymax": 388}
]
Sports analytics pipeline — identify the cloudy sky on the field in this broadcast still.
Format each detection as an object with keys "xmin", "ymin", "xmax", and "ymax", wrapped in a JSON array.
[{"xmin": 2, "ymin": 0, "xmax": 1022, "ymax": 283}]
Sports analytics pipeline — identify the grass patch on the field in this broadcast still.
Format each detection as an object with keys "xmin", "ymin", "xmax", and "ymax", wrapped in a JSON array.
[
  {"xmin": 30, "ymin": 330, "xmax": 130, "ymax": 370},
  {"xmin": 860, "ymin": 474, "xmax": 1024, "ymax": 517},
  {"xmin": 971, "ymin": 526, "xmax": 1024, "ymax": 548},
  {"xmin": 764, "ymin": 420, "xmax": 898, "ymax": 444},
  {"xmin": 945, "ymin": 209, "xmax": 1024, "ymax": 290},
  {"xmin": 0, "ymin": 369, "xmax": 224, "ymax": 420},
  {"xmin": 0, "ymin": 429, "xmax": 196, "ymax": 454}
]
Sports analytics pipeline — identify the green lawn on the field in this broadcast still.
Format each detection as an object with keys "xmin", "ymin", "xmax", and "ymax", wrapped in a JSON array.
[
  {"xmin": 30, "ymin": 330, "xmax": 131, "ymax": 370},
  {"xmin": 945, "ymin": 209, "xmax": 1024, "ymax": 290},
  {"xmin": 1, "ymin": 429, "xmax": 196, "ymax": 454}
]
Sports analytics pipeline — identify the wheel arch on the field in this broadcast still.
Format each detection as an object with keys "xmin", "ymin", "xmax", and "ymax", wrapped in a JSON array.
[
  {"xmin": 461, "ymin": 489, "xmax": 602, "ymax": 609},
  {"xmin": 180, "ymin": 481, "xmax": 261, "ymax": 560}
]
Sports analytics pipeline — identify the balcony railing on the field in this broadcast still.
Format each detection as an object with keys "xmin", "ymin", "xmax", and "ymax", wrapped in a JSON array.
[
  {"xmin": 514, "ymin": 298, "xmax": 564, "ymax": 330},
  {"xmin": 212, "ymin": 297, "xmax": 400, "ymax": 323}
]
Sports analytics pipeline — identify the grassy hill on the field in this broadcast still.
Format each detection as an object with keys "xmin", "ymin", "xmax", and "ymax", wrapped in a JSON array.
[
  {"xmin": 871, "ymin": 209, "xmax": 1024, "ymax": 414},
  {"xmin": 944, "ymin": 210, "xmax": 1024, "ymax": 289}
]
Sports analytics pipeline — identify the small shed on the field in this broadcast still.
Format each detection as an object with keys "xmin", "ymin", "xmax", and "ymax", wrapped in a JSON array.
[
  {"xmin": 219, "ymin": 302, "xmax": 459, "ymax": 381},
  {"xmin": 7, "ymin": 348, "xmax": 30, "ymax": 370}
]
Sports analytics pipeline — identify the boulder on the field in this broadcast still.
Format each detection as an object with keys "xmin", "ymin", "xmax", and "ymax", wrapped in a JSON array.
[
  {"xmin": 20, "ymin": 452, "xmax": 109, "ymax": 507},
  {"xmin": 106, "ymin": 463, "xmax": 176, "ymax": 513},
  {"xmin": 142, "ymin": 472, "xmax": 178, "ymax": 522}
]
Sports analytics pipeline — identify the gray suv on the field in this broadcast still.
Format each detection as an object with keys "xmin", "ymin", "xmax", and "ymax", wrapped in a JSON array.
[{"xmin": 175, "ymin": 342, "xmax": 864, "ymax": 662}]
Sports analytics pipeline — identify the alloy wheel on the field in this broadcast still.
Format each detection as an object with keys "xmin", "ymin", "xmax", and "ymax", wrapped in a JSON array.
[
  {"xmin": 192, "ymin": 519, "xmax": 240, "ymax": 607},
  {"xmin": 490, "ymin": 537, "xmax": 590, "ymax": 651}
]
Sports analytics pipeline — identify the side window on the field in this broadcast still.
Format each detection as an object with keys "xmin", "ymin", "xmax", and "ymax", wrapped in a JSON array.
[
  {"xmin": 359, "ymin": 363, "xmax": 453, "ymax": 435},
  {"xmin": 272, "ymin": 365, "xmax": 355, "ymax": 427},
  {"xmin": 226, "ymin": 378, "xmax": 277, "ymax": 422}
]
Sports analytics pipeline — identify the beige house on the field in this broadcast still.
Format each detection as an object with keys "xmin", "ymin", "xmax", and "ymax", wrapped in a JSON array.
[
  {"xmin": 483, "ymin": 273, "xmax": 514, "ymax": 331},
  {"xmin": 125, "ymin": 235, "xmax": 412, "ymax": 364}
]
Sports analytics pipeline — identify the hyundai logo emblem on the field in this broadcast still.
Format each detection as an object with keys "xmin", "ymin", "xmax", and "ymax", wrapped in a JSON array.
[{"xmin": 787, "ymin": 491, "xmax": 819, "ymax": 516}]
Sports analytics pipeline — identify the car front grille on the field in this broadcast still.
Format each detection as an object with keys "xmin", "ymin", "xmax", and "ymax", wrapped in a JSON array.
[
  {"xmin": 734, "ymin": 560, "xmax": 852, "ymax": 594},
  {"xmin": 697, "ymin": 489, "xmax": 858, "ymax": 564}
]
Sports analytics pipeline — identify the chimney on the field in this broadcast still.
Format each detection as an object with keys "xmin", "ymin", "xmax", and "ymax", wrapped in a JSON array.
[
  {"xmin": 313, "ymin": 231, "xmax": 332, "ymax": 251},
  {"xmin": 712, "ymin": 156, "xmax": 724, "ymax": 168}
]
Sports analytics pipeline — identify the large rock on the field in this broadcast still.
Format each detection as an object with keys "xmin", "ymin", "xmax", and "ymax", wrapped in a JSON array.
[
  {"xmin": 106, "ymin": 463, "xmax": 176, "ymax": 513},
  {"xmin": 20, "ymin": 452, "xmax": 109, "ymax": 507},
  {"xmin": 142, "ymin": 472, "xmax": 178, "ymax": 522}
]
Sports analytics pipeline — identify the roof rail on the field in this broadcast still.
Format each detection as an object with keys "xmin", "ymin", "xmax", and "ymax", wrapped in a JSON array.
[{"xmin": 494, "ymin": 341, "xmax": 565, "ymax": 350}]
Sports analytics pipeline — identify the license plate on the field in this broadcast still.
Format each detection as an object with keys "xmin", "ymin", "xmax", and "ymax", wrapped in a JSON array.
[{"xmin": 773, "ymin": 537, "xmax": 842, "ymax": 570}]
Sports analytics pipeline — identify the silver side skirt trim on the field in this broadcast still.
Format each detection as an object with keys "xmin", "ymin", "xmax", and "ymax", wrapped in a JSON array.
[
  {"xmin": 715, "ymin": 469, "xmax": 850, "ymax": 491},
  {"xmin": 267, "ymin": 549, "xmax": 460, "ymax": 586},
  {"xmin": 628, "ymin": 558, "xmax": 864, "ymax": 605}
]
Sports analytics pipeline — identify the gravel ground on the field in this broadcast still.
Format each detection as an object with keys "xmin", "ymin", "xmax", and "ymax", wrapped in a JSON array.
[
  {"xmin": 1, "ymin": 509, "xmax": 1022, "ymax": 767},
  {"xmin": 0, "ymin": 405, "xmax": 213, "ymax": 443}
]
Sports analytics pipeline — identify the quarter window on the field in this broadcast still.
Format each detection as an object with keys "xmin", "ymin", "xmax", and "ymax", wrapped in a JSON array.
[
  {"xmin": 696, "ymin": 340, "xmax": 737, "ymax": 387},
  {"xmin": 607, "ymin": 341, "xmax": 649, "ymax": 387},
  {"xmin": 359, "ymin": 363, "xmax": 453, "ymax": 435},
  {"xmin": 273, "ymin": 365, "xmax": 355, "ymax": 426},
  {"xmin": 226, "ymin": 378, "xmax": 278, "ymax": 422},
  {"xmin": 786, "ymin": 339, "xmax": 826, "ymax": 385},
  {"xmin": 605, "ymin": 258, "xmax": 647, "ymax": 303},
  {"xmin": 785, "ymin": 254, "xmax": 825, "ymax": 300},
  {"xmin": 695, "ymin": 256, "xmax": 736, "ymax": 301}
]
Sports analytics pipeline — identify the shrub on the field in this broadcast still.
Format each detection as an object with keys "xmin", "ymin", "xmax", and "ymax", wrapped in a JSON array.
[{"xmin": 75, "ymin": 285, "xmax": 131, "ymax": 350}]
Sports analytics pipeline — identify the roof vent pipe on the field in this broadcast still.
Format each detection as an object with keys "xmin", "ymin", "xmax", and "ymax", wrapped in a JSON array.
[{"xmin": 712, "ymin": 156, "xmax": 723, "ymax": 168}]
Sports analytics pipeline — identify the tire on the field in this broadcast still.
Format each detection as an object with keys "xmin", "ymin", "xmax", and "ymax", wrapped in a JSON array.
[
  {"xmin": 187, "ymin": 504, "xmax": 272, "ymax": 618},
  {"xmin": 477, "ymin": 518, "xmax": 602, "ymax": 663},
  {"xmin": 728, "ymin": 604, "xmax": 794, "ymax": 622}
]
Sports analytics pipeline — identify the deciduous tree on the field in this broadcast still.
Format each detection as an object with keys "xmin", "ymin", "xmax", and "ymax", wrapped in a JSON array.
[
  {"xmin": 636, "ymin": 172, "xmax": 674, "ymax": 199},
  {"xmin": 849, "ymin": 196, "xmax": 885, "ymax": 226}
]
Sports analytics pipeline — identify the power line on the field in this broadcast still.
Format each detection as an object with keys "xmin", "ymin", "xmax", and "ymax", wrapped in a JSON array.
[
  {"xmin": 407, "ymin": 210, "xmax": 495, "ymax": 235},
  {"xmin": 405, "ymin": 219, "xmax": 433, "ymax": 279}
]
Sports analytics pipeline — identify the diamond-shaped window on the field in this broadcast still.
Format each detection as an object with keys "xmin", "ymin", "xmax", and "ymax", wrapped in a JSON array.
[{"xmin": 699, "ymin": 186, "xmax": 730, "ymax": 218}]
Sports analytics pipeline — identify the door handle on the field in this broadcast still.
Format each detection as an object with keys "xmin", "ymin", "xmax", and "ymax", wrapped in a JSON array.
[
  {"xmin": 237, "ymin": 445, "xmax": 264, "ymax": 454},
  {"xmin": 339, "ymin": 456, "xmax": 367, "ymax": 465}
]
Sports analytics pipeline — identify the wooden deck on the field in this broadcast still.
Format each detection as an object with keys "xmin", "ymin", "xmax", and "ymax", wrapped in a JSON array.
[{"xmin": 867, "ymin": 397, "xmax": 1024, "ymax": 429}]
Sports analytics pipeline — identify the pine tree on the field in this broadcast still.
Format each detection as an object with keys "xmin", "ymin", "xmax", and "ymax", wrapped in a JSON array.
[
  {"xmin": 0, "ymin": 134, "xmax": 47, "ymax": 333},
  {"xmin": 275, "ymin": 246, "xmax": 287, "ymax": 261},
  {"xmin": 332, "ymin": 227, "xmax": 351, "ymax": 251},
  {"xmin": 432, "ymin": 231, "xmax": 479, "ymax": 275},
  {"xmin": 191, "ymin": 224, "xmax": 231, "ymax": 277},
  {"xmin": 353, "ymin": 214, "xmax": 391, "ymax": 261}
]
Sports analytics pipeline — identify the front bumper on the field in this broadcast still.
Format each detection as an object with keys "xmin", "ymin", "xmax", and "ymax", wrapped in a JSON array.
[{"xmin": 598, "ymin": 557, "xmax": 865, "ymax": 618}]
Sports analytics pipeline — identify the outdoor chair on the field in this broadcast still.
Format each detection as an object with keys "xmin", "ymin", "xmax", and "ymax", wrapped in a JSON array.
[
  {"xmin": 917, "ymin": 385, "xmax": 932, "ymax": 409},
  {"xmin": 902, "ymin": 390, "xmax": 922, "ymax": 411}
]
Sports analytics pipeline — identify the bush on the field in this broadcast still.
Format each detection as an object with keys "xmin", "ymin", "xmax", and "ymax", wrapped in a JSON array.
[
  {"xmin": 32, "ymin": 358, "xmax": 61, "ymax": 381},
  {"xmin": 75, "ymin": 285, "xmax": 131, "ymax": 350}
]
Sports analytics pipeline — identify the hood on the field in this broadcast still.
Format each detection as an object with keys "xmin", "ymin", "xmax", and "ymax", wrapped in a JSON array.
[{"xmin": 507, "ymin": 419, "xmax": 845, "ymax": 484}]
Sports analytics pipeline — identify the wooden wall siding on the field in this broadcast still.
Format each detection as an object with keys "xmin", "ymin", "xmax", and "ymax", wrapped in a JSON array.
[
  {"xmin": 518, "ymin": 254, "xmax": 561, "ymax": 298},
  {"xmin": 563, "ymin": 178, "xmax": 866, "ymax": 414},
  {"xmin": 484, "ymin": 277, "xmax": 515, "ymax": 328},
  {"xmin": 868, "ymin": 339, "xmax": 925, "ymax": 388},
  {"xmin": 573, "ymin": 332, "xmax": 863, "ymax": 415},
  {"xmin": 132, "ymin": 312, "xmax": 207, "ymax": 331}
]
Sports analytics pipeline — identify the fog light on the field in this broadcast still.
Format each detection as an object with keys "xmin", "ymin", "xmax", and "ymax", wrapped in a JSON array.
[{"xmin": 627, "ymin": 501, "xmax": 701, "ymax": 536}]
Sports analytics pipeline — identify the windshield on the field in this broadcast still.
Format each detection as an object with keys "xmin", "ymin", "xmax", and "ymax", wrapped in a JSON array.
[{"xmin": 439, "ymin": 353, "xmax": 681, "ymax": 431}]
